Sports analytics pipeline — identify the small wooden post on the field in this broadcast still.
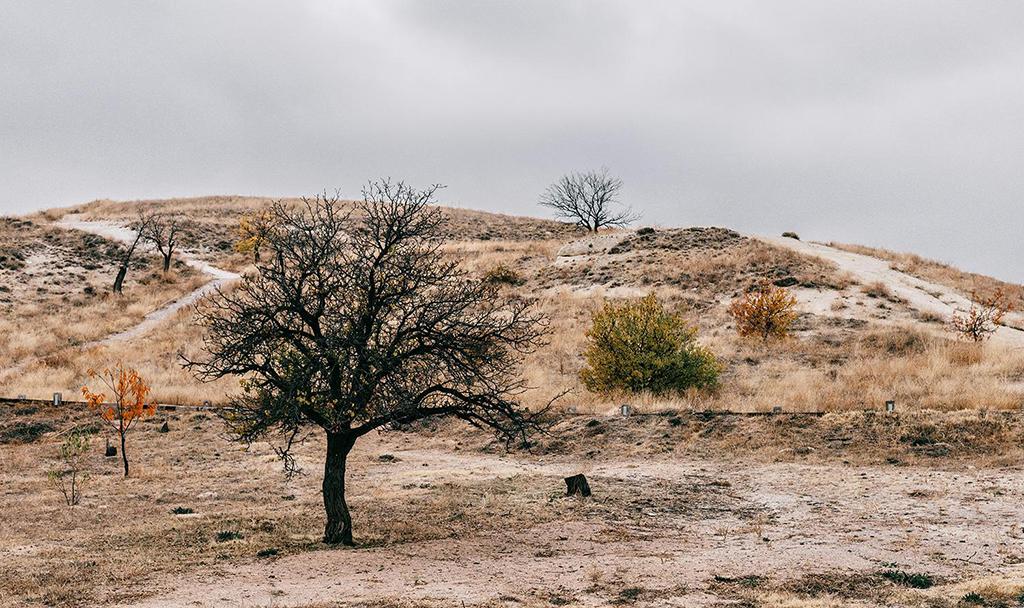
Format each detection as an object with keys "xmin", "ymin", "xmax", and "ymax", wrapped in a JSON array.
[
  {"xmin": 620, "ymin": 404, "xmax": 632, "ymax": 417},
  {"xmin": 885, "ymin": 400, "xmax": 895, "ymax": 414},
  {"xmin": 53, "ymin": 392, "xmax": 62, "ymax": 406}
]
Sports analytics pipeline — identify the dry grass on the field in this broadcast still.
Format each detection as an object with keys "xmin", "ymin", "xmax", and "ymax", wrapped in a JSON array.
[
  {"xmin": 0, "ymin": 410, "xmax": 534, "ymax": 606},
  {"xmin": 0, "ymin": 217, "xmax": 207, "ymax": 385},
  {"xmin": 514, "ymin": 283, "xmax": 1024, "ymax": 415},
  {"xmin": 3, "ymin": 401, "xmax": 1023, "ymax": 606},
  {"xmin": 830, "ymin": 242, "xmax": 1024, "ymax": 311},
  {"xmin": 3, "ymin": 304, "xmax": 235, "ymax": 403},
  {"xmin": 708, "ymin": 566, "xmax": 1024, "ymax": 608},
  {"xmin": 7, "ymin": 202, "xmax": 1024, "ymax": 417},
  {"xmin": 53, "ymin": 196, "xmax": 581, "ymax": 272},
  {"xmin": 5, "ymin": 198, "xmax": 1024, "ymax": 608},
  {"xmin": 540, "ymin": 227, "xmax": 854, "ymax": 299}
]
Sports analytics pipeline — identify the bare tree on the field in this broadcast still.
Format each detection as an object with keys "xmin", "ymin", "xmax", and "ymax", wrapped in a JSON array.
[
  {"xmin": 112, "ymin": 212, "xmax": 154, "ymax": 294},
  {"xmin": 144, "ymin": 213, "xmax": 189, "ymax": 273},
  {"xmin": 539, "ymin": 168, "xmax": 638, "ymax": 232},
  {"xmin": 185, "ymin": 182, "xmax": 549, "ymax": 545}
]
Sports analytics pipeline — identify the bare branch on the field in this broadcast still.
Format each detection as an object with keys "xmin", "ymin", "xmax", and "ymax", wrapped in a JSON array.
[
  {"xmin": 184, "ymin": 182, "xmax": 549, "ymax": 544},
  {"xmin": 539, "ymin": 168, "xmax": 639, "ymax": 232}
]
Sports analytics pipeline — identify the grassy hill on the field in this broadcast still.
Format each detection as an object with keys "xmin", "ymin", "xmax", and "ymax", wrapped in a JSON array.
[{"xmin": 2, "ymin": 195, "xmax": 1023, "ymax": 414}]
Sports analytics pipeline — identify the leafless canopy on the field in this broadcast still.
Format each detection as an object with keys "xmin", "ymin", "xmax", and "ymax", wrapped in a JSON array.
[
  {"xmin": 539, "ymin": 168, "xmax": 638, "ymax": 232},
  {"xmin": 112, "ymin": 211, "xmax": 156, "ymax": 294},
  {"xmin": 185, "ymin": 181, "xmax": 549, "ymax": 545},
  {"xmin": 143, "ymin": 213, "xmax": 190, "ymax": 272}
]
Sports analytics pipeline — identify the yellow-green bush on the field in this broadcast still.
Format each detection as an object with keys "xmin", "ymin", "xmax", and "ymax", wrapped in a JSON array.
[{"xmin": 580, "ymin": 294, "xmax": 720, "ymax": 394}]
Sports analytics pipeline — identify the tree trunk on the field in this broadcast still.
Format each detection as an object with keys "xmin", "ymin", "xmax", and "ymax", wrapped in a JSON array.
[
  {"xmin": 120, "ymin": 432, "xmax": 129, "ymax": 477},
  {"xmin": 113, "ymin": 265, "xmax": 127, "ymax": 294},
  {"xmin": 322, "ymin": 431, "xmax": 355, "ymax": 545},
  {"xmin": 162, "ymin": 254, "xmax": 171, "ymax": 273}
]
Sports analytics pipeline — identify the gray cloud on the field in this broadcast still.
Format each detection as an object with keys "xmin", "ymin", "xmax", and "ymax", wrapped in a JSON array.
[{"xmin": 1, "ymin": 0, "xmax": 1022, "ymax": 280}]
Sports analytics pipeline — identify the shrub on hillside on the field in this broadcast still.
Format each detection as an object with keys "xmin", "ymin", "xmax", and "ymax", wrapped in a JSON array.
[
  {"xmin": 728, "ymin": 282, "xmax": 799, "ymax": 341},
  {"xmin": 482, "ymin": 263, "xmax": 524, "ymax": 286},
  {"xmin": 580, "ymin": 294, "xmax": 720, "ymax": 394},
  {"xmin": 950, "ymin": 288, "xmax": 1011, "ymax": 342}
]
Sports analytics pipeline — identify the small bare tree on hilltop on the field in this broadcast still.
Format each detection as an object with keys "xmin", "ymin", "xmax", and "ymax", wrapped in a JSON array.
[
  {"xmin": 143, "ymin": 213, "xmax": 190, "ymax": 273},
  {"xmin": 186, "ymin": 182, "xmax": 549, "ymax": 546},
  {"xmin": 540, "ymin": 168, "xmax": 638, "ymax": 232}
]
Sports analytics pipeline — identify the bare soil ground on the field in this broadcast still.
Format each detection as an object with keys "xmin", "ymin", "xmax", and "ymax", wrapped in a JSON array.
[
  {"xmin": 3, "ymin": 404, "xmax": 1024, "ymax": 608},
  {"xmin": 122, "ymin": 445, "xmax": 1024, "ymax": 608}
]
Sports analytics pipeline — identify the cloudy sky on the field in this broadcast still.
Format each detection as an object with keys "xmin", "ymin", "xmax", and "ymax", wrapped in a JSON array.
[{"xmin": 2, "ymin": 1, "xmax": 1022, "ymax": 280}]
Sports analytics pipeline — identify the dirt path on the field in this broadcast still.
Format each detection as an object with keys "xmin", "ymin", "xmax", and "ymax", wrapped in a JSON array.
[
  {"xmin": 55, "ymin": 217, "xmax": 240, "ymax": 345},
  {"xmin": 119, "ymin": 437, "xmax": 1024, "ymax": 608},
  {"xmin": 761, "ymin": 235, "xmax": 1024, "ymax": 347},
  {"xmin": 0, "ymin": 219, "xmax": 240, "ymax": 383}
]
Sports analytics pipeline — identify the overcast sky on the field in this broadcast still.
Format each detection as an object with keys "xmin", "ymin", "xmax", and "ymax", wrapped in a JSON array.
[{"xmin": 1, "ymin": 1, "xmax": 1022, "ymax": 281}]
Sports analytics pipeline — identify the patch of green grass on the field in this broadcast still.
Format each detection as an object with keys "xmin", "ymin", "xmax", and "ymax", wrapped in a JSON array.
[
  {"xmin": 216, "ymin": 530, "xmax": 243, "ymax": 542},
  {"xmin": 879, "ymin": 564, "xmax": 934, "ymax": 589}
]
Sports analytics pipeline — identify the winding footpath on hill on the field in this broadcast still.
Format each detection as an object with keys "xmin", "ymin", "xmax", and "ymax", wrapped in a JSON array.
[
  {"xmin": 0, "ymin": 219, "xmax": 239, "ymax": 382},
  {"xmin": 759, "ymin": 234, "xmax": 1024, "ymax": 348},
  {"xmin": 56, "ymin": 217, "xmax": 240, "ymax": 345}
]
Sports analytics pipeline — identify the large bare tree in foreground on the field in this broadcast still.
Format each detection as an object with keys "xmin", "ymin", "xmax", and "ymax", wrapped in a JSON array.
[
  {"xmin": 540, "ymin": 168, "xmax": 638, "ymax": 232},
  {"xmin": 186, "ymin": 183, "xmax": 548, "ymax": 545}
]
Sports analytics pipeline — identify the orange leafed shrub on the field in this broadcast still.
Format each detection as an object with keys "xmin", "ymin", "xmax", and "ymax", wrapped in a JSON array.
[
  {"xmin": 950, "ymin": 288, "xmax": 1012, "ymax": 342},
  {"xmin": 82, "ymin": 363, "xmax": 156, "ymax": 477},
  {"xmin": 728, "ymin": 282, "xmax": 799, "ymax": 341}
]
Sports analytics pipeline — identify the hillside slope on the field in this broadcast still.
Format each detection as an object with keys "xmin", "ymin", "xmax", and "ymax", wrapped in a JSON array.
[
  {"xmin": 3, "ymin": 196, "xmax": 1024, "ymax": 608},
  {"xmin": 1, "ymin": 196, "xmax": 1022, "ymax": 413}
]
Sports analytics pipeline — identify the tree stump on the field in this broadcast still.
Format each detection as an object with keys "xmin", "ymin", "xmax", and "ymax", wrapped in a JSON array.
[
  {"xmin": 104, "ymin": 438, "xmax": 117, "ymax": 457},
  {"xmin": 159, "ymin": 420, "xmax": 170, "ymax": 433},
  {"xmin": 564, "ymin": 473, "xmax": 591, "ymax": 497}
]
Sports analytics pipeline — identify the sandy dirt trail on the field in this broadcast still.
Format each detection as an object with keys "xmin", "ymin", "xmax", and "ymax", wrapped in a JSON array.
[
  {"xmin": 55, "ymin": 217, "xmax": 240, "ymax": 345},
  {"xmin": 119, "ymin": 435, "xmax": 1024, "ymax": 608},
  {"xmin": 760, "ymin": 235, "xmax": 1024, "ymax": 347},
  {"xmin": 0, "ymin": 219, "xmax": 239, "ymax": 382}
]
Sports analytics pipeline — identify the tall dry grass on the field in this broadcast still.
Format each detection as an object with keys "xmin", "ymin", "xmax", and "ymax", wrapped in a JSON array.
[
  {"xmin": 515, "ymin": 286, "xmax": 1024, "ymax": 414},
  {"xmin": 7, "ymin": 202, "xmax": 1023, "ymax": 415},
  {"xmin": 0, "ymin": 266, "xmax": 207, "ymax": 382}
]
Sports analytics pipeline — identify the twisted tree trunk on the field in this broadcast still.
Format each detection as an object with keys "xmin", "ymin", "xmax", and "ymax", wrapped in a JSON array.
[
  {"xmin": 322, "ymin": 431, "xmax": 355, "ymax": 545},
  {"xmin": 113, "ymin": 265, "xmax": 127, "ymax": 294}
]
